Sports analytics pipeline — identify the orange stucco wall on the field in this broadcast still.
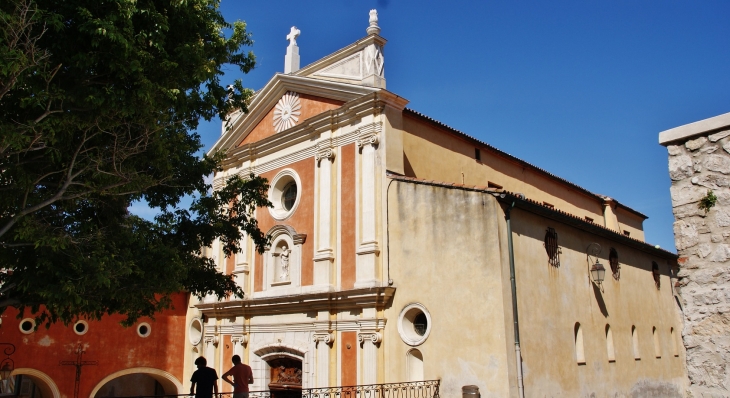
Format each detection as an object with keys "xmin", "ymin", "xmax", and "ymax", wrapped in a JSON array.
[
  {"xmin": 238, "ymin": 94, "xmax": 344, "ymax": 147},
  {"xmin": 2, "ymin": 293, "xmax": 188, "ymax": 398},
  {"xmin": 340, "ymin": 144, "xmax": 357, "ymax": 290},
  {"xmin": 254, "ymin": 157, "xmax": 316, "ymax": 291},
  {"xmin": 221, "ymin": 335, "xmax": 234, "ymax": 393},
  {"xmin": 400, "ymin": 113, "xmax": 645, "ymax": 239},
  {"xmin": 340, "ymin": 331, "xmax": 357, "ymax": 386}
]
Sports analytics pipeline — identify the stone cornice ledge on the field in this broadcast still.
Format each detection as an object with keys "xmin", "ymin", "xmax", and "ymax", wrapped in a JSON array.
[
  {"xmin": 195, "ymin": 286, "xmax": 396, "ymax": 318},
  {"xmin": 222, "ymin": 91, "xmax": 408, "ymax": 168},
  {"xmin": 659, "ymin": 111, "xmax": 730, "ymax": 146}
]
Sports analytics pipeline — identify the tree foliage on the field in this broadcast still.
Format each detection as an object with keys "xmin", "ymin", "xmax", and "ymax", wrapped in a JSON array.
[{"xmin": 0, "ymin": 0, "xmax": 269, "ymax": 325}]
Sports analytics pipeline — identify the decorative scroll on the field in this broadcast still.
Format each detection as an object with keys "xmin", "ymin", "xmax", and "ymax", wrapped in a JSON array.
[
  {"xmin": 358, "ymin": 331, "xmax": 382, "ymax": 345},
  {"xmin": 356, "ymin": 122, "xmax": 382, "ymax": 150},
  {"xmin": 313, "ymin": 331, "xmax": 335, "ymax": 345}
]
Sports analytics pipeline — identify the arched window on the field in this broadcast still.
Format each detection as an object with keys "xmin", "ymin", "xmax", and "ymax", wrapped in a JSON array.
[
  {"xmin": 406, "ymin": 349, "xmax": 424, "ymax": 381},
  {"xmin": 609, "ymin": 247, "xmax": 620, "ymax": 280},
  {"xmin": 671, "ymin": 327, "xmax": 679, "ymax": 357},
  {"xmin": 653, "ymin": 327, "xmax": 661, "ymax": 358},
  {"xmin": 632, "ymin": 326, "xmax": 640, "ymax": 360},
  {"xmin": 575, "ymin": 323, "xmax": 585, "ymax": 365},
  {"xmin": 605, "ymin": 324, "xmax": 615, "ymax": 362},
  {"xmin": 544, "ymin": 227, "xmax": 561, "ymax": 267},
  {"xmin": 652, "ymin": 261, "xmax": 661, "ymax": 289}
]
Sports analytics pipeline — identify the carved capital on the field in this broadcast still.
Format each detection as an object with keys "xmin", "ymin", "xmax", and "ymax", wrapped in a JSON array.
[
  {"xmin": 231, "ymin": 334, "xmax": 249, "ymax": 346},
  {"xmin": 313, "ymin": 331, "xmax": 335, "ymax": 346},
  {"xmin": 358, "ymin": 331, "xmax": 382, "ymax": 345},
  {"xmin": 204, "ymin": 335, "xmax": 219, "ymax": 346},
  {"xmin": 357, "ymin": 122, "xmax": 382, "ymax": 150},
  {"xmin": 316, "ymin": 141, "xmax": 336, "ymax": 164}
]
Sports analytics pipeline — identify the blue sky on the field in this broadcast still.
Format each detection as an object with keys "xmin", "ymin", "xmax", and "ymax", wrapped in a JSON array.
[{"xmin": 135, "ymin": 1, "xmax": 730, "ymax": 252}]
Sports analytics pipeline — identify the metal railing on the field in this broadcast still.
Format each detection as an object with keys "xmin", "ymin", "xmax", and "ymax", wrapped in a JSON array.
[{"xmin": 105, "ymin": 380, "xmax": 440, "ymax": 398}]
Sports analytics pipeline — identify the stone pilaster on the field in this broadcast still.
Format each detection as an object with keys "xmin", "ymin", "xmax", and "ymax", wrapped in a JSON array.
[
  {"xmin": 314, "ymin": 143, "xmax": 336, "ymax": 289},
  {"xmin": 231, "ymin": 335, "xmax": 247, "ymax": 359},
  {"xmin": 355, "ymin": 123, "xmax": 381, "ymax": 288},
  {"xmin": 313, "ymin": 332, "xmax": 334, "ymax": 387},
  {"xmin": 660, "ymin": 112, "xmax": 730, "ymax": 396},
  {"xmin": 358, "ymin": 331, "xmax": 381, "ymax": 384}
]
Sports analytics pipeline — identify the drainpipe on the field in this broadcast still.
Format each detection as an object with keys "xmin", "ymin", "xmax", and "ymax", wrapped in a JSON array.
[{"xmin": 505, "ymin": 201, "xmax": 525, "ymax": 398}]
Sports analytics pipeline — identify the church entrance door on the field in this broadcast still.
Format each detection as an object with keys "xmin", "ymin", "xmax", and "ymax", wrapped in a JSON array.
[{"xmin": 267, "ymin": 358, "xmax": 302, "ymax": 398}]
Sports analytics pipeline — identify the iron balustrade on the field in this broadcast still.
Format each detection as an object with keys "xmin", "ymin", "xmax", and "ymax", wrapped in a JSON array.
[{"xmin": 104, "ymin": 380, "xmax": 440, "ymax": 398}]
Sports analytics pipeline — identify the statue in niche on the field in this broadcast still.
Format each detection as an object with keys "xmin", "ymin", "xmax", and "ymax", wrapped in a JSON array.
[{"xmin": 279, "ymin": 248, "xmax": 290, "ymax": 280}]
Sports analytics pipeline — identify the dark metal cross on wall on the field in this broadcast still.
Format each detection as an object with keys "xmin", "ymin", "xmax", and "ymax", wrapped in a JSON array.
[{"xmin": 60, "ymin": 344, "xmax": 97, "ymax": 398}]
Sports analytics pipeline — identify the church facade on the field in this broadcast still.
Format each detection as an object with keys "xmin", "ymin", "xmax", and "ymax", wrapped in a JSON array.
[{"xmin": 186, "ymin": 11, "xmax": 688, "ymax": 398}]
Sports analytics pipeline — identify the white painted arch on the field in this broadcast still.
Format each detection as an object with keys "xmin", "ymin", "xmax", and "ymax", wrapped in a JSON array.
[
  {"xmin": 11, "ymin": 368, "xmax": 61, "ymax": 398},
  {"xmin": 88, "ymin": 367, "xmax": 183, "ymax": 398}
]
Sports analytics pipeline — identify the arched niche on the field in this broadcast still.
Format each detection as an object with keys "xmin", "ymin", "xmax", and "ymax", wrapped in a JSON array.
[
  {"xmin": 11, "ymin": 368, "xmax": 61, "ymax": 398},
  {"xmin": 262, "ymin": 225, "xmax": 306, "ymax": 292},
  {"xmin": 89, "ymin": 367, "xmax": 182, "ymax": 398}
]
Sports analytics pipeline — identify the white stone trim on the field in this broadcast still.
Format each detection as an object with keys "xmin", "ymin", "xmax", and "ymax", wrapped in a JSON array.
[
  {"xmin": 189, "ymin": 318, "xmax": 204, "ymax": 346},
  {"xmin": 215, "ymin": 319, "xmax": 384, "ymax": 335},
  {"xmin": 268, "ymin": 168, "xmax": 302, "ymax": 221},
  {"xmin": 73, "ymin": 320, "xmax": 89, "ymax": 336},
  {"xmin": 210, "ymin": 74, "xmax": 380, "ymax": 154},
  {"xmin": 397, "ymin": 303, "xmax": 432, "ymax": 346},
  {"xmin": 137, "ymin": 322, "xmax": 152, "ymax": 338},
  {"xmin": 88, "ymin": 367, "xmax": 183, "ymax": 397},
  {"xmin": 11, "ymin": 368, "xmax": 60, "ymax": 398},
  {"xmin": 19, "ymin": 318, "xmax": 35, "ymax": 334}
]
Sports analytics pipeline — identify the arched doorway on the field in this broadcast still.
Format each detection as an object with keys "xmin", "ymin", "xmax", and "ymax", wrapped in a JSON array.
[
  {"xmin": 253, "ymin": 344, "xmax": 307, "ymax": 397},
  {"xmin": 9, "ymin": 369, "xmax": 61, "ymax": 398},
  {"xmin": 90, "ymin": 368, "xmax": 182, "ymax": 398}
]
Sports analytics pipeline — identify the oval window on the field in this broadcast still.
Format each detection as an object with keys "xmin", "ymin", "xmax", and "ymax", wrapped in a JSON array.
[
  {"xmin": 19, "ymin": 318, "xmax": 35, "ymax": 334},
  {"xmin": 73, "ymin": 320, "xmax": 89, "ymax": 335},
  {"xmin": 137, "ymin": 322, "xmax": 151, "ymax": 338}
]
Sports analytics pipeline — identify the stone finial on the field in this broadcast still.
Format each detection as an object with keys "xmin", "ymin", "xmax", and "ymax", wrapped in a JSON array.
[
  {"xmin": 366, "ymin": 9, "xmax": 380, "ymax": 36},
  {"xmin": 284, "ymin": 26, "xmax": 301, "ymax": 74}
]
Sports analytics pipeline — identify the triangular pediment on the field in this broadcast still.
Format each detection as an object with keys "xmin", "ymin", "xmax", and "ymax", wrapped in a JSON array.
[
  {"xmin": 209, "ymin": 74, "xmax": 378, "ymax": 154},
  {"xmin": 295, "ymin": 34, "xmax": 386, "ymax": 86}
]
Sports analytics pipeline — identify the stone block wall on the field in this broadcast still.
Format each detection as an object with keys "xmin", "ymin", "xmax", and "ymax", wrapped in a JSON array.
[{"xmin": 663, "ymin": 122, "xmax": 730, "ymax": 397}]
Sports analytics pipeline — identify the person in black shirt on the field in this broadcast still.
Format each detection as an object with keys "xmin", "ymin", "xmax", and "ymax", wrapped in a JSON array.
[{"xmin": 190, "ymin": 357, "xmax": 219, "ymax": 398}]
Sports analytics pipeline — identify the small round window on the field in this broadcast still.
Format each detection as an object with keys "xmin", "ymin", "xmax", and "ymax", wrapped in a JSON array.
[
  {"xmin": 268, "ymin": 169, "xmax": 302, "ymax": 220},
  {"xmin": 398, "ymin": 303, "xmax": 432, "ymax": 346},
  {"xmin": 137, "ymin": 322, "xmax": 151, "ymax": 338},
  {"xmin": 73, "ymin": 320, "xmax": 89, "ymax": 335},
  {"xmin": 281, "ymin": 182, "xmax": 297, "ymax": 211},
  {"xmin": 19, "ymin": 318, "xmax": 35, "ymax": 334}
]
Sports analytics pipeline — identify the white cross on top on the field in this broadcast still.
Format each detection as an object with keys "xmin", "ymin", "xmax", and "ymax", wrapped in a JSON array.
[{"xmin": 286, "ymin": 26, "xmax": 300, "ymax": 46}]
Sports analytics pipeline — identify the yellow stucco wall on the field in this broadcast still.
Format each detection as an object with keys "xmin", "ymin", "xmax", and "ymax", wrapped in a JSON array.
[
  {"xmin": 385, "ymin": 181, "xmax": 515, "ymax": 397},
  {"xmin": 508, "ymin": 208, "xmax": 685, "ymax": 396},
  {"xmin": 398, "ymin": 113, "xmax": 646, "ymax": 240},
  {"xmin": 384, "ymin": 180, "xmax": 685, "ymax": 397}
]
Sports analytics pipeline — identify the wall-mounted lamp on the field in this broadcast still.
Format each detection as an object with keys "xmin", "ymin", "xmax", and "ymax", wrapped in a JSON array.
[{"xmin": 587, "ymin": 243, "xmax": 606, "ymax": 285}]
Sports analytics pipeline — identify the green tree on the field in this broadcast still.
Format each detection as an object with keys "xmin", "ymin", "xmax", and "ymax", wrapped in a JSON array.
[{"xmin": 0, "ymin": 0, "xmax": 269, "ymax": 325}]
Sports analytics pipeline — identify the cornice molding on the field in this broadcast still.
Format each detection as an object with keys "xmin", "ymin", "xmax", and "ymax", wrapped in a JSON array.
[
  {"xmin": 196, "ymin": 287, "xmax": 395, "ymax": 318},
  {"xmin": 220, "ymin": 91, "xmax": 408, "ymax": 170},
  {"xmin": 210, "ymin": 75, "xmax": 381, "ymax": 155}
]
